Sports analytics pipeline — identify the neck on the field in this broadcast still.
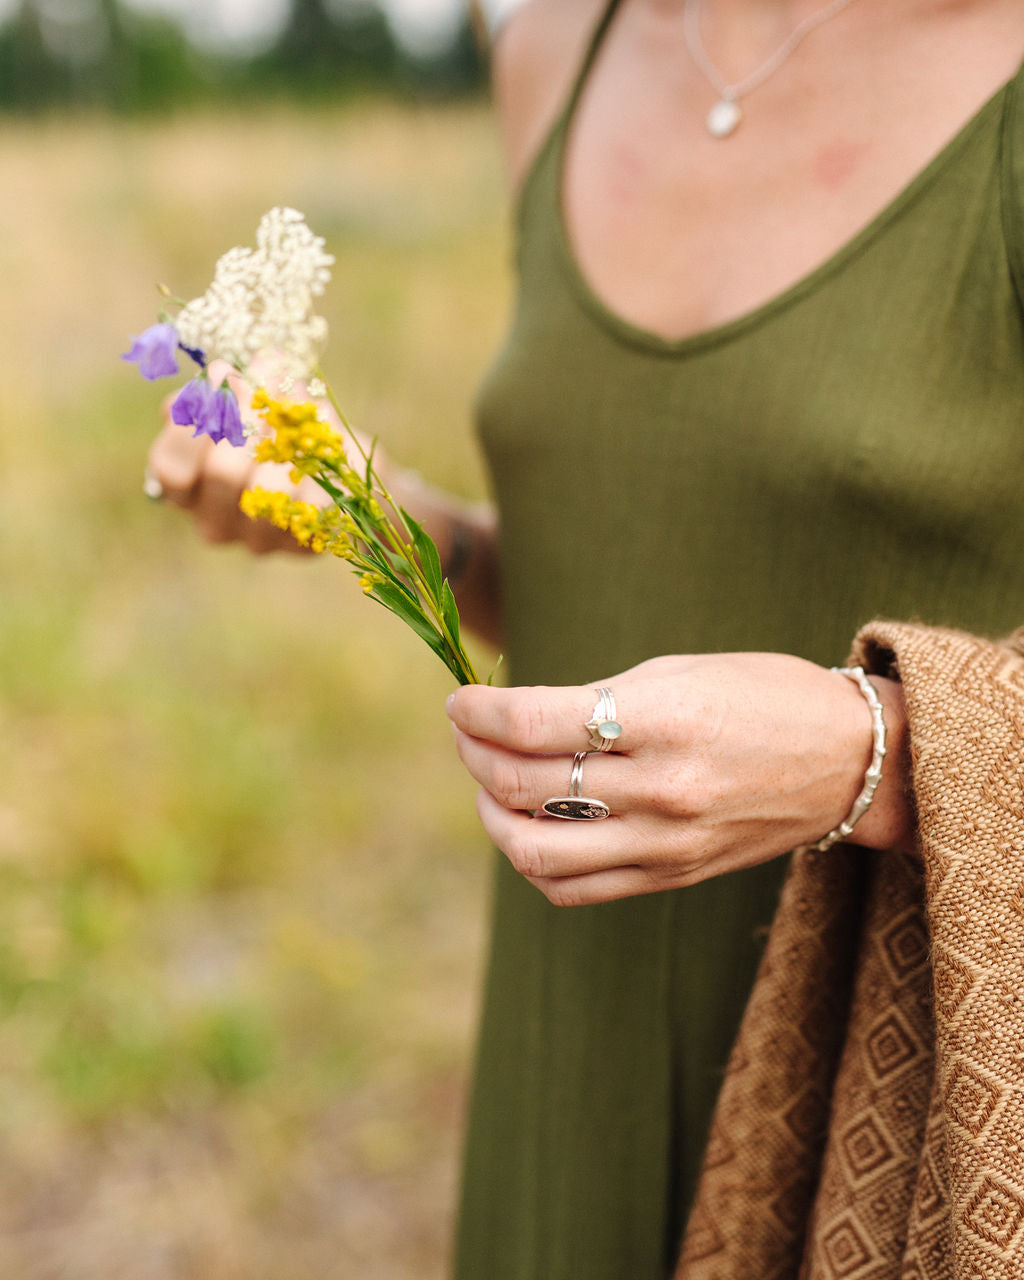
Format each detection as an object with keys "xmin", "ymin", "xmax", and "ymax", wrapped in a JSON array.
[
  {"xmin": 684, "ymin": 0, "xmax": 863, "ymax": 84},
  {"xmin": 694, "ymin": 0, "xmax": 849, "ymax": 16}
]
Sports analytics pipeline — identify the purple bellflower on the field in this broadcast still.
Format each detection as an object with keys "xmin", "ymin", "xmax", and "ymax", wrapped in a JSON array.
[
  {"xmin": 171, "ymin": 375, "xmax": 246, "ymax": 447},
  {"xmin": 121, "ymin": 323, "xmax": 181, "ymax": 381}
]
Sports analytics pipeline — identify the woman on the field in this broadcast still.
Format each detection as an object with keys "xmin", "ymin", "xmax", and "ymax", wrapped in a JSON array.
[{"xmin": 148, "ymin": 1, "xmax": 1024, "ymax": 1275}]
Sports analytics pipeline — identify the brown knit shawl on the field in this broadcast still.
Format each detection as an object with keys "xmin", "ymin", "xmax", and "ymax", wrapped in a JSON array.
[{"xmin": 676, "ymin": 622, "xmax": 1024, "ymax": 1279}]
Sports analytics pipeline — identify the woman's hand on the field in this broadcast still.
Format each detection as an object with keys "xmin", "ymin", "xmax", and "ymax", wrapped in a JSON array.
[
  {"xmin": 447, "ymin": 652, "xmax": 915, "ymax": 906},
  {"xmin": 146, "ymin": 417, "xmax": 323, "ymax": 553},
  {"xmin": 146, "ymin": 363, "xmax": 504, "ymax": 644},
  {"xmin": 146, "ymin": 359, "xmax": 346, "ymax": 553}
]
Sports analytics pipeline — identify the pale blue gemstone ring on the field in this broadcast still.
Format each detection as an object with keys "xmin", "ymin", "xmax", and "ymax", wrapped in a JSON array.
[{"xmin": 585, "ymin": 687, "xmax": 622, "ymax": 752}]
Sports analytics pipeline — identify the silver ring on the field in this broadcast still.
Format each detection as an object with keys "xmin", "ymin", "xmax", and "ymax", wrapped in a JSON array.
[
  {"xmin": 541, "ymin": 751, "xmax": 610, "ymax": 821},
  {"xmin": 143, "ymin": 470, "xmax": 164, "ymax": 501},
  {"xmin": 584, "ymin": 686, "xmax": 622, "ymax": 752}
]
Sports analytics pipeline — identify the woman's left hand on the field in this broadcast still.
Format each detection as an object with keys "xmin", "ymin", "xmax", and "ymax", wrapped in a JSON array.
[{"xmin": 447, "ymin": 652, "xmax": 915, "ymax": 906}]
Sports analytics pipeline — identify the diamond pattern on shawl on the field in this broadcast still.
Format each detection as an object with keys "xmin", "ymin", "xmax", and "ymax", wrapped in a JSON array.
[
  {"xmin": 839, "ymin": 1113, "xmax": 898, "ymax": 1183},
  {"xmin": 879, "ymin": 911, "xmax": 930, "ymax": 984},
  {"xmin": 932, "ymin": 948, "xmax": 976, "ymax": 1023},
  {"xmin": 699, "ymin": 1117, "xmax": 735, "ymax": 1171},
  {"xmin": 943, "ymin": 1061, "xmax": 1002, "ymax": 1139},
  {"xmin": 678, "ymin": 1202, "xmax": 725, "ymax": 1262},
  {"xmin": 962, "ymin": 1175, "xmax": 1024, "ymax": 1251},
  {"xmin": 821, "ymin": 1213, "xmax": 874, "ymax": 1276},
  {"xmin": 783, "ymin": 1082, "xmax": 829, "ymax": 1144},
  {"xmin": 916, "ymin": 1151, "xmax": 947, "ymax": 1221},
  {"xmin": 866, "ymin": 1009, "xmax": 921, "ymax": 1081},
  {"xmin": 980, "ymin": 723, "xmax": 1024, "ymax": 822}
]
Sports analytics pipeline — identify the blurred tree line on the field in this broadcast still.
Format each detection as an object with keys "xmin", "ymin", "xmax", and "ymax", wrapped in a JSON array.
[{"xmin": 0, "ymin": 0, "xmax": 486, "ymax": 113}]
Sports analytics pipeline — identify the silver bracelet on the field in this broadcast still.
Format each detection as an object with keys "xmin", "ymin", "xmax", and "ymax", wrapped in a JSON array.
[{"xmin": 805, "ymin": 666, "xmax": 887, "ymax": 853}]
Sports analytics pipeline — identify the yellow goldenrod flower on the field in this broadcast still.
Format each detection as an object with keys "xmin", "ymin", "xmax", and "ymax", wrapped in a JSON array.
[
  {"xmin": 239, "ymin": 487, "xmax": 357, "ymax": 559},
  {"xmin": 250, "ymin": 391, "xmax": 347, "ymax": 476}
]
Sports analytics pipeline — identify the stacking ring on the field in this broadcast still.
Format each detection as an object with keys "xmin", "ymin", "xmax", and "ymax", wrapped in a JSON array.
[
  {"xmin": 541, "ymin": 751, "xmax": 610, "ymax": 821},
  {"xmin": 143, "ymin": 470, "xmax": 165, "ymax": 501},
  {"xmin": 585, "ymin": 686, "xmax": 622, "ymax": 752}
]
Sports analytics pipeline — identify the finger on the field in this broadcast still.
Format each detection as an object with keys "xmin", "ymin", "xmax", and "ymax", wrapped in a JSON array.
[
  {"xmin": 475, "ymin": 788, "xmax": 646, "ymax": 880},
  {"xmin": 243, "ymin": 462, "xmax": 336, "ymax": 554},
  {"xmin": 191, "ymin": 440, "xmax": 257, "ymax": 543},
  {"xmin": 148, "ymin": 422, "xmax": 212, "ymax": 507},
  {"xmin": 205, "ymin": 358, "xmax": 252, "ymax": 404},
  {"xmin": 250, "ymin": 459, "xmax": 324, "ymax": 506},
  {"xmin": 235, "ymin": 460, "xmax": 295, "ymax": 553},
  {"xmin": 529, "ymin": 867, "xmax": 670, "ymax": 908},
  {"xmin": 454, "ymin": 728, "xmax": 634, "ymax": 815},
  {"xmin": 448, "ymin": 682, "xmax": 625, "ymax": 756}
]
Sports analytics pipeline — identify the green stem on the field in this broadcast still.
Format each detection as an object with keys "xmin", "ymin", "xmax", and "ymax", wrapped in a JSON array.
[
  {"xmin": 314, "ymin": 374, "xmax": 477, "ymax": 681},
  {"xmin": 307, "ymin": 397, "xmax": 478, "ymax": 684}
]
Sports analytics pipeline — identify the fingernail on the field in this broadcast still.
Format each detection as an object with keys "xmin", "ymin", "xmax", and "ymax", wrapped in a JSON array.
[{"xmin": 446, "ymin": 691, "xmax": 456, "ymax": 716}]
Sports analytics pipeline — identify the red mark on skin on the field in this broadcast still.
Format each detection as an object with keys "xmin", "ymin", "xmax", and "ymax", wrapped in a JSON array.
[
  {"xmin": 812, "ymin": 140, "xmax": 869, "ymax": 192},
  {"xmin": 604, "ymin": 138, "xmax": 650, "ymax": 206}
]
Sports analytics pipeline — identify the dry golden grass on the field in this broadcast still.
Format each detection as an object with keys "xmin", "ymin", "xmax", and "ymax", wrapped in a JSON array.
[{"xmin": 0, "ymin": 98, "xmax": 511, "ymax": 1279}]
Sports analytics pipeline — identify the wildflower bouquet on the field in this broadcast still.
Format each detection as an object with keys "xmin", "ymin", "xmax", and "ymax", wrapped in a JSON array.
[{"xmin": 124, "ymin": 207, "xmax": 480, "ymax": 686}]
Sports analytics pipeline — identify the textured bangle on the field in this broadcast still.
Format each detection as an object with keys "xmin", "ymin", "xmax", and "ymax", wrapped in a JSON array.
[{"xmin": 806, "ymin": 666, "xmax": 887, "ymax": 853}]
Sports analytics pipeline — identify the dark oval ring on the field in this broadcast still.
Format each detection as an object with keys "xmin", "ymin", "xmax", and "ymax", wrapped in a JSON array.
[
  {"xmin": 540, "ymin": 796, "xmax": 610, "ymax": 821},
  {"xmin": 540, "ymin": 750, "xmax": 611, "ymax": 820}
]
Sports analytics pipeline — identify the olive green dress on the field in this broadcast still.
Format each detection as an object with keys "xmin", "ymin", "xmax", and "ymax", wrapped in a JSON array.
[{"xmin": 456, "ymin": 4, "xmax": 1024, "ymax": 1275}]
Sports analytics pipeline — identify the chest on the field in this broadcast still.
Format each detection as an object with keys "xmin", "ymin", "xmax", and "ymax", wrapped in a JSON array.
[{"xmin": 561, "ymin": 3, "xmax": 1024, "ymax": 342}]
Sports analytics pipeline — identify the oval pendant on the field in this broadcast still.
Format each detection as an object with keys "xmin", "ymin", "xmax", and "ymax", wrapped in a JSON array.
[{"xmin": 707, "ymin": 99, "xmax": 741, "ymax": 138}]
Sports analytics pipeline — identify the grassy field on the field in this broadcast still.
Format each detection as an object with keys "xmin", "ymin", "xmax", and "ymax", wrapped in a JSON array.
[{"xmin": 0, "ymin": 99, "xmax": 510, "ymax": 1278}]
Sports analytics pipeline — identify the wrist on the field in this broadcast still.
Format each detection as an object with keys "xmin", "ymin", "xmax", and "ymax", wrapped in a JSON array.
[
  {"xmin": 848, "ymin": 674, "xmax": 917, "ymax": 853},
  {"xmin": 806, "ymin": 667, "xmax": 887, "ymax": 853},
  {"xmin": 801, "ymin": 669, "xmax": 916, "ymax": 856}
]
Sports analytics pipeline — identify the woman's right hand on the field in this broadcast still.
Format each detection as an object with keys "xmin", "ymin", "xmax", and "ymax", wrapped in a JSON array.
[{"xmin": 146, "ymin": 410, "xmax": 322, "ymax": 555}]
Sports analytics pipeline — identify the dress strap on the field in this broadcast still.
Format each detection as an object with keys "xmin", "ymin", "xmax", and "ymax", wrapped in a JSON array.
[
  {"xmin": 1000, "ymin": 57, "xmax": 1024, "ymax": 307},
  {"xmin": 559, "ymin": 0, "xmax": 626, "ymax": 127},
  {"xmin": 509, "ymin": 0, "xmax": 625, "ymax": 230}
]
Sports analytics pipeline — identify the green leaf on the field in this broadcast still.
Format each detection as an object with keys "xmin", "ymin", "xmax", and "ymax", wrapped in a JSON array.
[
  {"xmin": 331, "ymin": 495, "xmax": 395, "ymax": 561},
  {"xmin": 440, "ymin": 579, "xmax": 462, "ymax": 648},
  {"xmin": 378, "ymin": 548, "xmax": 418, "ymax": 591},
  {"xmin": 487, "ymin": 653, "xmax": 505, "ymax": 687},
  {"xmin": 402, "ymin": 510, "xmax": 443, "ymax": 600},
  {"xmin": 371, "ymin": 580, "xmax": 446, "ymax": 656},
  {"xmin": 312, "ymin": 474, "xmax": 343, "ymax": 504}
]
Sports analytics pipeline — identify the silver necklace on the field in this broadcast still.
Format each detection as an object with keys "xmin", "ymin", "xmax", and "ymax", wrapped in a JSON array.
[{"xmin": 683, "ymin": 0, "xmax": 861, "ymax": 138}]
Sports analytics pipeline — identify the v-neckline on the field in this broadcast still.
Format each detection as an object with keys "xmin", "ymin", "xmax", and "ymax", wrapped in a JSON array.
[{"xmin": 545, "ymin": 6, "xmax": 1021, "ymax": 357}]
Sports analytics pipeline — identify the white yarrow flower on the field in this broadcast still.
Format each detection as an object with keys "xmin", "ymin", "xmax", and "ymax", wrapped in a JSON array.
[{"xmin": 175, "ymin": 207, "xmax": 335, "ymax": 379}]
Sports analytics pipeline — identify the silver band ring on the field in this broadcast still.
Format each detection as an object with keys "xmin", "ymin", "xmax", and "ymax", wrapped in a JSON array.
[
  {"xmin": 541, "ymin": 751, "xmax": 610, "ymax": 821},
  {"xmin": 585, "ymin": 686, "xmax": 622, "ymax": 752}
]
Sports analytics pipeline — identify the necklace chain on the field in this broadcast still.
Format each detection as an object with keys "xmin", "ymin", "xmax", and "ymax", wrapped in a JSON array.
[{"xmin": 683, "ymin": 0, "xmax": 860, "ymax": 134}]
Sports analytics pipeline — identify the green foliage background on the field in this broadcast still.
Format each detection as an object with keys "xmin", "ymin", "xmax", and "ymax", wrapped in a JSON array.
[
  {"xmin": 0, "ymin": 99, "xmax": 507, "ymax": 1277},
  {"xmin": 0, "ymin": 0, "xmax": 485, "ymax": 114}
]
